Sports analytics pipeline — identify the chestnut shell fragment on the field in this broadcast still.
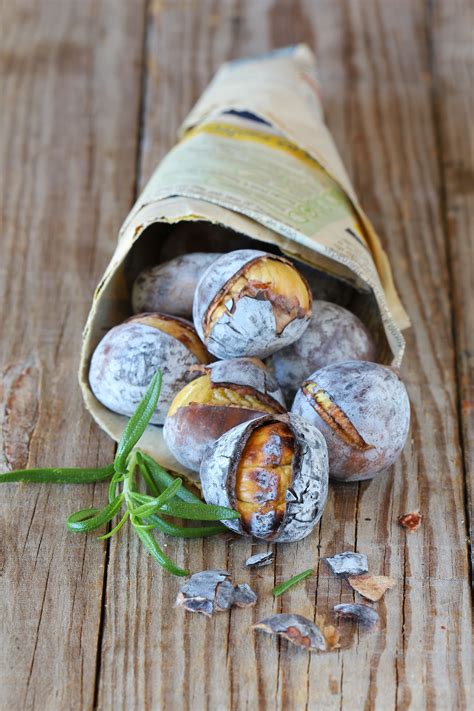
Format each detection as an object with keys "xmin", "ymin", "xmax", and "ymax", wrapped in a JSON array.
[
  {"xmin": 254, "ymin": 613, "xmax": 326, "ymax": 651},
  {"xmin": 333, "ymin": 603, "xmax": 380, "ymax": 629},
  {"xmin": 323, "ymin": 551, "xmax": 369, "ymax": 577},
  {"xmin": 200, "ymin": 413, "xmax": 329, "ymax": 542}
]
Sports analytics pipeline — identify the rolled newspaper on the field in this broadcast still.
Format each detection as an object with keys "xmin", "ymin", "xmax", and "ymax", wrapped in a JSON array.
[{"xmin": 79, "ymin": 44, "xmax": 409, "ymax": 480}]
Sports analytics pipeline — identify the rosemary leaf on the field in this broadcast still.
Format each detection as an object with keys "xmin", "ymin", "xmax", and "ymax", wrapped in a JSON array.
[
  {"xmin": 272, "ymin": 568, "xmax": 314, "ymax": 597},
  {"xmin": 145, "ymin": 515, "xmax": 227, "ymax": 539},
  {"xmin": 139, "ymin": 452, "xmax": 202, "ymax": 504},
  {"xmin": 66, "ymin": 495, "xmax": 124, "ymax": 533},
  {"xmin": 132, "ymin": 519, "xmax": 189, "ymax": 576},
  {"xmin": 158, "ymin": 499, "xmax": 240, "ymax": 521},
  {"xmin": 114, "ymin": 369, "xmax": 162, "ymax": 475},
  {"xmin": 0, "ymin": 463, "xmax": 115, "ymax": 485}
]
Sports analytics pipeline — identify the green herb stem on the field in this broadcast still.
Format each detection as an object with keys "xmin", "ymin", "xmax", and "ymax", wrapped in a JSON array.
[
  {"xmin": 139, "ymin": 452, "xmax": 202, "ymax": 504},
  {"xmin": 272, "ymin": 568, "xmax": 314, "ymax": 597},
  {"xmin": 0, "ymin": 463, "xmax": 115, "ymax": 485}
]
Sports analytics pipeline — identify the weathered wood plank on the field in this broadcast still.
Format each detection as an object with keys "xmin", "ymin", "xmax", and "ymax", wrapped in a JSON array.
[
  {"xmin": 0, "ymin": 1, "xmax": 146, "ymax": 709},
  {"xmin": 83, "ymin": 0, "xmax": 469, "ymax": 709},
  {"xmin": 430, "ymin": 0, "xmax": 474, "ymax": 579}
]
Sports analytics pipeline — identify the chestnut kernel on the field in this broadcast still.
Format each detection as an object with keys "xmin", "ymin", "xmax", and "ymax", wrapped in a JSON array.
[
  {"xmin": 89, "ymin": 313, "xmax": 211, "ymax": 424},
  {"xmin": 200, "ymin": 413, "xmax": 329, "ymax": 542},
  {"xmin": 193, "ymin": 249, "xmax": 312, "ymax": 359},
  {"xmin": 271, "ymin": 301, "xmax": 377, "ymax": 402},
  {"xmin": 291, "ymin": 361, "xmax": 410, "ymax": 482},
  {"xmin": 132, "ymin": 252, "xmax": 222, "ymax": 318},
  {"xmin": 163, "ymin": 358, "xmax": 286, "ymax": 473}
]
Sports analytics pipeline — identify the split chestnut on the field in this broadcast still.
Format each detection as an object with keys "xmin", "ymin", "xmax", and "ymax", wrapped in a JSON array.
[
  {"xmin": 200, "ymin": 414, "xmax": 329, "ymax": 542},
  {"xmin": 292, "ymin": 361, "xmax": 410, "ymax": 482}
]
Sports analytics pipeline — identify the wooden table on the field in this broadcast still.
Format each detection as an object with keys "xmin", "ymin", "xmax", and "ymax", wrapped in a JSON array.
[{"xmin": 1, "ymin": 1, "xmax": 472, "ymax": 709}]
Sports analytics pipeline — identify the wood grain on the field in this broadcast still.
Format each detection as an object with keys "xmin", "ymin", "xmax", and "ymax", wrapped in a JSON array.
[
  {"xmin": 0, "ymin": 1, "xmax": 146, "ymax": 709},
  {"xmin": 1, "ymin": 1, "xmax": 472, "ymax": 710},
  {"xmin": 94, "ymin": 1, "xmax": 472, "ymax": 710},
  {"xmin": 430, "ymin": 0, "xmax": 474, "ymax": 579}
]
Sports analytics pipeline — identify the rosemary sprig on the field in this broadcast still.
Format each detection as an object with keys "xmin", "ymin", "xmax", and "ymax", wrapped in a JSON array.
[
  {"xmin": 272, "ymin": 568, "xmax": 314, "ymax": 597},
  {"xmin": 0, "ymin": 368, "xmax": 239, "ymax": 576}
]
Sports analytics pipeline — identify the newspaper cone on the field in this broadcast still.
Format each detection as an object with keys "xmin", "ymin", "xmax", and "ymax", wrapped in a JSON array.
[{"xmin": 79, "ymin": 45, "xmax": 409, "ymax": 483}]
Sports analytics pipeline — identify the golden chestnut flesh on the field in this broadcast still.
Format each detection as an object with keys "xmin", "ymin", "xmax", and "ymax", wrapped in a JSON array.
[
  {"xmin": 200, "ymin": 414, "xmax": 329, "ymax": 542},
  {"xmin": 193, "ymin": 249, "xmax": 312, "ymax": 359},
  {"xmin": 163, "ymin": 358, "xmax": 286, "ymax": 473}
]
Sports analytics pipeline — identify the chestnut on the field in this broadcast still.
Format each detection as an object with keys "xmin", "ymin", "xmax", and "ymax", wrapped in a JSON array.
[
  {"xmin": 200, "ymin": 413, "xmax": 329, "ymax": 542},
  {"xmin": 271, "ymin": 301, "xmax": 376, "ymax": 402},
  {"xmin": 291, "ymin": 361, "xmax": 410, "ymax": 482},
  {"xmin": 163, "ymin": 358, "xmax": 286, "ymax": 473},
  {"xmin": 132, "ymin": 252, "xmax": 221, "ymax": 318},
  {"xmin": 89, "ymin": 313, "xmax": 211, "ymax": 424},
  {"xmin": 193, "ymin": 249, "xmax": 312, "ymax": 359}
]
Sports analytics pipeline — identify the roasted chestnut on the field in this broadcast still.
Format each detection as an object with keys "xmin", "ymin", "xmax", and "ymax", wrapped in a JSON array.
[
  {"xmin": 89, "ymin": 313, "xmax": 211, "ymax": 424},
  {"xmin": 132, "ymin": 252, "xmax": 221, "ymax": 318},
  {"xmin": 271, "ymin": 301, "xmax": 376, "ymax": 402},
  {"xmin": 163, "ymin": 358, "xmax": 286, "ymax": 472},
  {"xmin": 193, "ymin": 249, "xmax": 312, "ymax": 359},
  {"xmin": 200, "ymin": 413, "xmax": 329, "ymax": 542},
  {"xmin": 291, "ymin": 361, "xmax": 410, "ymax": 482}
]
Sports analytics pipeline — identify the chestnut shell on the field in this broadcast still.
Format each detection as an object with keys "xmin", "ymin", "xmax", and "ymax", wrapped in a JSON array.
[
  {"xmin": 200, "ymin": 413, "xmax": 329, "ymax": 542},
  {"xmin": 193, "ymin": 249, "xmax": 312, "ymax": 359},
  {"xmin": 163, "ymin": 358, "xmax": 286, "ymax": 472},
  {"xmin": 271, "ymin": 301, "xmax": 376, "ymax": 402},
  {"xmin": 89, "ymin": 317, "xmax": 206, "ymax": 424},
  {"xmin": 291, "ymin": 361, "xmax": 410, "ymax": 482}
]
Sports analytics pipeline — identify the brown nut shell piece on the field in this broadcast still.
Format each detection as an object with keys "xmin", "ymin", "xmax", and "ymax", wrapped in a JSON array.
[
  {"xmin": 271, "ymin": 301, "xmax": 376, "ymax": 402},
  {"xmin": 254, "ymin": 613, "xmax": 326, "ymax": 651},
  {"xmin": 292, "ymin": 361, "xmax": 410, "ymax": 482},
  {"xmin": 132, "ymin": 253, "xmax": 222, "ymax": 318},
  {"xmin": 193, "ymin": 249, "xmax": 312, "ymax": 359},
  {"xmin": 200, "ymin": 413, "xmax": 329, "ymax": 542},
  {"xmin": 89, "ymin": 313, "xmax": 210, "ymax": 425},
  {"xmin": 398, "ymin": 509, "xmax": 423, "ymax": 532},
  {"xmin": 176, "ymin": 570, "xmax": 257, "ymax": 616},
  {"xmin": 333, "ymin": 603, "xmax": 380, "ymax": 630},
  {"xmin": 163, "ymin": 358, "xmax": 286, "ymax": 473},
  {"xmin": 347, "ymin": 574, "xmax": 396, "ymax": 602}
]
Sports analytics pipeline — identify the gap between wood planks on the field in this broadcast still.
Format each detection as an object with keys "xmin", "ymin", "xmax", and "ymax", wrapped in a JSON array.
[{"xmin": 92, "ymin": 1, "xmax": 152, "ymax": 706}]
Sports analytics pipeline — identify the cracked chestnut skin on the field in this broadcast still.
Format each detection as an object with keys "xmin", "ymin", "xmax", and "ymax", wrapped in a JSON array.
[
  {"xmin": 291, "ymin": 361, "xmax": 410, "ymax": 482},
  {"xmin": 89, "ymin": 313, "xmax": 211, "ymax": 424},
  {"xmin": 271, "ymin": 301, "xmax": 377, "ymax": 402},
  {"xmin": 200, "ymin": 413, "xmax": 329, "ymax": 542},
  {"xmin": 163, "ymin": 358, "xmax": 286, "ymax": 473},
  {"xmin": 193, "ymin": 249, "xmax": 312, "ymax": 359}
]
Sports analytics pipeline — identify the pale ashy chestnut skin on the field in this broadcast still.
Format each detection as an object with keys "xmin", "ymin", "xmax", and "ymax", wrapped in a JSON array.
[
  {"xmin": 200, "ymin": 414, "xmax": 329, "ymax": 542},
  {"xmin": 271, "ymin": 301, "xmax": 376, "ymax": 402},
  {"xmin": 193, "ymin": 249, "xmax": 312, "ymax": 359},
  {"xmin": 89, "ymin": 313, "xmax": 212, "ymax": 425},
  {"xmin": 291, "ymin": 361, "xmax": 410, "ymax": 482},
  {"xmin": 163, "ymin": 358, "xmax": 286, "ymax": 473},
  {"xmin": 132, "ymin": 253, "xmax": 222, "ymax": 318}
]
